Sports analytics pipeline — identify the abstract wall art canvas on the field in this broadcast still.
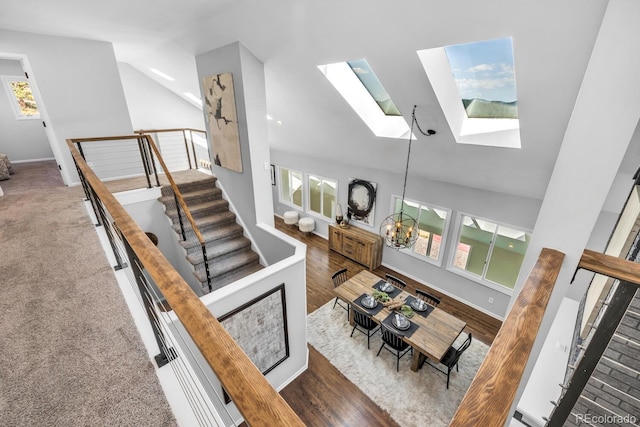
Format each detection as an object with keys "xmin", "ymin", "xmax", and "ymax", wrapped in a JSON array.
[
  {"xmin": 203, "ymin": 72, "xmax": 243, "ymax": 172},
  {"xmin": 347, "ymin": 178, "xmax": 377, "ymax": 227}
]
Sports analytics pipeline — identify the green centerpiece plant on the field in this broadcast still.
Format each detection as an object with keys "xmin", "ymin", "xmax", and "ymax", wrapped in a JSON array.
[
  {"xmin": 399, "ymin": 304, "xmax": 415, "ymax": 318},
  {"xmin": 372, "ymin": 290, "xmax": 390, "ymax": 303}
]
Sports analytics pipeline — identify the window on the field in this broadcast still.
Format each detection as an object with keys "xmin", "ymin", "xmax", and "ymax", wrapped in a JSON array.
[
  {"xmin": 392, "ymin": 197, "xmax": 451, "ymax": 266},
  {"xmin": 417, "ymin": 37, "xmax": 521, "ymax": 148},
  {"xmin": 307, "ymin": 174, "xmax": 337, "ymax": 220},
  {"xmin": 2, "ymin": 77, "xmax": 40, "ymax": 119},
  {"xmin": 450, "ymin": 213, "xmax": 530, "ymax": 291},
  {"xmin": 318, "ymin": 59, "xmax": 410, "ymax": 139},
  {"xmin": 444, "ymin": 38, "xmax": 518, "ymax": 119},
  {"xmin": 278, "ymin": 167, "xmax": 303, "ymax": 209}
]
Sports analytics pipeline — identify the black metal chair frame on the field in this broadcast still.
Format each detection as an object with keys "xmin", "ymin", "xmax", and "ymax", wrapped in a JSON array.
[
  {"xmin": 423, "ymin": 333, "xmax": 472, "ymax": 389},
  {"xmin": 332, "ymin": 268, "xmax": 350, "ymax": 318},
  {"xmin": 385, "ymin": 273, "xmax": 407, "ymax": 289},
  {"xmin": 415, "ymin": 289, "xmax": 441, "ymax": 307},
  {"xmin": 376, "ymin": 324, "xmax": 413, "ymax": 372},
  {"xmin": 350, "ymin": 305, "xmax": 380, "ymax": 349}
]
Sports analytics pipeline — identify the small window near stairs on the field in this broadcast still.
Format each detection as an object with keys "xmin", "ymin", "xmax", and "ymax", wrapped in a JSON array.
[{"xmin": 2, "ymin": 77, "xmax": 40, "ymax": 120}]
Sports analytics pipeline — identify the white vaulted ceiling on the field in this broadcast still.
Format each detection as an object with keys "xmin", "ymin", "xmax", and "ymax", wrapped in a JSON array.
[{"xmin": 2, "ymin": 0, "xmax": 637, "ymax": 200}]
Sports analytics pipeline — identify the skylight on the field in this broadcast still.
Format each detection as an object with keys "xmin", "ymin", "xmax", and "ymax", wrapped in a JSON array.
[
  {"xmin": 444, "ymin": 38, "xmax": 517, "ymax": 119},
  {"xmin": 418, "ymin": 37, "xmax": 521, "ymax": 148},
  {"xmin": 318, "ymin": 60, "xmax": 410, "ymax": 139},
  {"xmin": 346, "ymin": 59, "xmax": 401, "ymax": 116}
]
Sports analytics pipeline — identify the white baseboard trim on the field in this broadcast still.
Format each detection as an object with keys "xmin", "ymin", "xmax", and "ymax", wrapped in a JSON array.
[{"xmin": 11, "ymin": 157, "xmax": 56, "ymax": 163}]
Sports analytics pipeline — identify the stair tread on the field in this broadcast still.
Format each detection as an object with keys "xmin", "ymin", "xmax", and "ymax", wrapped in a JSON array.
[
  {"xmin": 159, "ymin": 186, "xmax": 223, "ymax": 204},
  {"xmin": 171, "ymin": 210, "xmax": 236, "ymax": 231},
  {"xmin": 186, "ymin": 236, "xmax": 251, "ymax": 264},
  {"xmin": 180, "ymin": 223, "xmax": 244, "ymax": 250},
  {"xmin": 164, "ymin": 198, "xmax": 229, "ymax": 217}
]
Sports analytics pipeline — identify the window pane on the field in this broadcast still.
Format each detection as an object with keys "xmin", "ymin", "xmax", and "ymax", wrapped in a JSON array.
[
  {"xmin": 308, "ymin": 175, "xmax": 322, "ymax": 214},
  {"xmin": 322, "ymin": 180, "xmax": 336, "ymax": 218},
  {"xmin": 9, "ymin": 81, "xmax": 39, "ymax": 116},
  {"xmin": 417, "ymin": 206, "xmax": 447, "ymax": 260},
  {"xmin": 457, "ymin": 215, "xmax": 495, "ymax": 276},
  {"xmin": 430, "ymin": 234, "xmax": 442, "ymax": 259},
  {"xmin": 444, "ymin": 37, "xmax": 518, "ymax": 119},
  {"xmin": 279, "ymin": 168, "xmax": 291, "ymax": 203},
  {"xmin": 291, "ymin": 171, "xmax": 302, "ymax": 208},
  {"xmin": 414, "ymin": 230, "xmax": 430, "ymax": 256},
  {"xmin": 346, "ymin": 59, "xmax": 401, "ymax": 116},
  {"xmin": 485, "ymin": 225, "xmax": 530, "ymax": 289}
]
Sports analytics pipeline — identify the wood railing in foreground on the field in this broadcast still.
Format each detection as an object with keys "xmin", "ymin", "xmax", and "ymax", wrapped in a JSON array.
[
  {"xmin": 67, "ymin": 138, "xmax": 304, "ymax": 427},
  {"xmin": 449, "ymin": 248, "xmax": 565, "ymax": 427},
  {"xmin": 578, "ymin": 248, "xmax": 640, "ymax": 284}
]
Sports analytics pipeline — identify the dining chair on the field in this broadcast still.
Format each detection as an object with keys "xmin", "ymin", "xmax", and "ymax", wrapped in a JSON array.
[
  {"xmin": 331, "ymin": 268, "xmax": 350, "ymax": 318},
  {"xmin": 376, "ymin": 324, "xmax": 413, "ymax": 372},
  {"xmin": 385, "ymin": 273, "xmax": 407, "ymax": 290},
  {"xmin": 350, "ymin": 305, "xmax": 380, "ymax": 349},
  {"xmin": 415, "ymin": 289, "xmax": 441, "ymax": 307},
  {"xmin": 423, "ymin": 333, "xmax": 472, "ymax": 389}
]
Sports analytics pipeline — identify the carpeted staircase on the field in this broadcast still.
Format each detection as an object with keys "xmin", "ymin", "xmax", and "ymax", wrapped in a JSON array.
[{"xmin": 159, "ymin": 176, "xmax": 262, "ymax": 293}]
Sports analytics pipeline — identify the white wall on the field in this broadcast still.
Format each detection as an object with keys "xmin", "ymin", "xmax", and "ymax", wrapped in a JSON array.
[
  {"xmin": 0, "ymin": 58, "xmax": 52, "ymax": 161},
  {"xmin": 118, "ymin": 63, "xmax": 205, "ymax": 131},
  {"xmin": 0, "ymin": 29, "xmax": 133, "ymax": 184}
]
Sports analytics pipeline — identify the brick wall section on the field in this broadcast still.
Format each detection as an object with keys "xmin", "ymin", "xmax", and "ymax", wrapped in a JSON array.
[{"xmin": 565, "ymin": 290, "xmax": 640, "ymax": 426}]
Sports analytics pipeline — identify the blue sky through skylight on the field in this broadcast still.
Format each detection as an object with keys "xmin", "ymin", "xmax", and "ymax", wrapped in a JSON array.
[{"xmin": 444, "ymin": 37, "xmax": 517, "ymax": 104}]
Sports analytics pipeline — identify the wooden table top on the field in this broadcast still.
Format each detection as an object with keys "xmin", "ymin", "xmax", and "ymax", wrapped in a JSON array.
[{"xmin": 335, "ymin": 270, "xmax": 467, "ymax": 362}]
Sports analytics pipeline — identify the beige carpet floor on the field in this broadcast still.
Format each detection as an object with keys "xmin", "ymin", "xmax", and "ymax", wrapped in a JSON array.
[
  {"xmin": 0, "ymin": 160, "xmax": 176, "ymax": 426},
  {"xmin": 308, "ymin": 300, "xmax": 488, "ymax": 427}
]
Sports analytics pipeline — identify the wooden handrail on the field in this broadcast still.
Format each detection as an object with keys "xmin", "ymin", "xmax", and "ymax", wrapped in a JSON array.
[
  {"xmin": 449, "ymin": 248, "xmax": 565, "ymax": 427},
  {"xmin": 578, "ymin": 248, "xmax": 640, "ymax": 286},
  {"xmin": 134, "ymin": 128, "xmax": 205, "ymax": 134},
  {"xmin": 66, "ymin": 138, "xmax": 303, "ymax": 426}
]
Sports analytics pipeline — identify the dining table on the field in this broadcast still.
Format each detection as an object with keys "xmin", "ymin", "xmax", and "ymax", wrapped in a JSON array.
[{"xmin": 334, "ymin": 270, "xmax": 467, "ymax": 371}]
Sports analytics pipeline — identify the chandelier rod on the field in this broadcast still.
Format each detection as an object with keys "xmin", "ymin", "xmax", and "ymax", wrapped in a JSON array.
[{"xmin": 400, "ymin": 106, "xmax": 417, "ymax": 209}]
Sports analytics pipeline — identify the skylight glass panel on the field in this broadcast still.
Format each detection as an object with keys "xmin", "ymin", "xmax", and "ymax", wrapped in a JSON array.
[
  {"xmin": 318, "ymin": 61, "xmax": 410, "ymax": 139},
  {"xmin": 444, "ymin": 37, "xmax": 517, "ymax": 119},
  {"xmin": 346, "ymin": 59, "xmax": 401, "ymax": 116}
]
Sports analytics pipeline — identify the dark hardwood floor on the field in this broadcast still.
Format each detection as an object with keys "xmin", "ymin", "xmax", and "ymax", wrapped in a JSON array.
[{"xmin": 275, "ymin": 216, "xmax": 502, "ymax": 426}]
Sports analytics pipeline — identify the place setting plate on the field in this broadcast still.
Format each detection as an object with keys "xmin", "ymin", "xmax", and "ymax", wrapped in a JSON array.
[
  {"xmin": 410, "ymin": 299, "xmax": 428, "ymax": 312},
  {"xmin": 374, "ymin": 280, "xmax": 399, "ymax": 296},
  {"xmin": 361, "ymin": 295, "xmax": 378, "ymax": 309},
  {"xmin": 379, "ymin": 281, "xmax": 394, "ymax": 293},
  {"xmin": 392, "ymin": 314, "xmax": 411, "ymax": 330}
]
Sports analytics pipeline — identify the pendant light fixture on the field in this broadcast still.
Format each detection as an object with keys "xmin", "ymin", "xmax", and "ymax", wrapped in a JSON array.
[{"xmin": 379, "ymin": 105, "xmax": 436, "ymax": 249}]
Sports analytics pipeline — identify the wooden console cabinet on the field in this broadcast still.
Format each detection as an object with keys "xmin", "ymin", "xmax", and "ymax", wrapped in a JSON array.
[{"xmin": 328, "ymin": 224, "xmax": 383, "ymax": 270}]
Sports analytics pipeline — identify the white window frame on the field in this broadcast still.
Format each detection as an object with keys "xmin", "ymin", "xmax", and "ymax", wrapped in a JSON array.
[
  {"xmin": 277, "ymin": 166, "xmax": 304, "ymax": 210},
  {"xmin": 306, "ymin": 173, "xmax": 338, "ymax": 221},
  {"xmin": 1, "ymin": 76, "xmax": 41, "ymax": 120},
  {"xmin": 447, "ymin": 212, "xmax": 531, "ymax": 294},
  {"xmin": 390, "ymin": 195, "xmax": 452, "ymax": 267}
]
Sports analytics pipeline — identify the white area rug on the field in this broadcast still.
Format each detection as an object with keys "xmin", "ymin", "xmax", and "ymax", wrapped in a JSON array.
[{"xmin": 308, "ymin": 301, "xmax": 489, "ymax": 427}]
